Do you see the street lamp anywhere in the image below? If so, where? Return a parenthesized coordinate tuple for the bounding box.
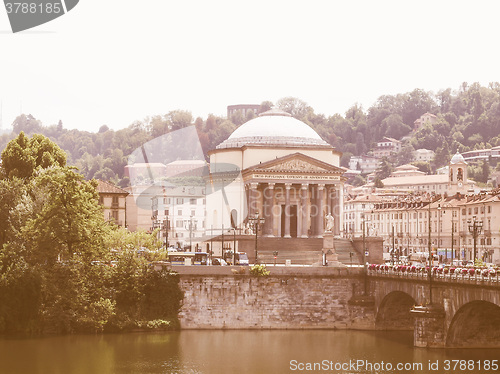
(437, 204, 441, 263)
(427, 199, 433, 304)
(184, 215, 194, 252)
(248, 211, 265, 264)
(163, 219, 170, 249)
(467, 216, 483, 264)
(361, 212, 369, 295)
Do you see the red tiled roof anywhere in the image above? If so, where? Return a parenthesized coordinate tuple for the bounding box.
(95, 180, 129, 195)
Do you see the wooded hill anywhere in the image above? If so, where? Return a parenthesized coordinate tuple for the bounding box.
(1, 82, 499, 187)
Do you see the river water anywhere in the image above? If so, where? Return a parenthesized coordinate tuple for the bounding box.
(1, 330, 499, 374)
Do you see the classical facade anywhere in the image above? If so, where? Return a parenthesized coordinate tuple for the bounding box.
(206, 109, 345, 241)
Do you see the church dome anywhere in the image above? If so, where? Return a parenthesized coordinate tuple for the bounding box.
(216, 108, 331, 149)
(450, 151, 467, 164)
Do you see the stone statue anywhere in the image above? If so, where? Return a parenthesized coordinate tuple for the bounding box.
(325, 213, 334, 232)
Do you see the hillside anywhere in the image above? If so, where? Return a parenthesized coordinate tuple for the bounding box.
(1, 82, 499, 187)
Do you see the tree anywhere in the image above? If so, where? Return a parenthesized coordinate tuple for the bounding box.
(395, 144, 415, 166)
(24, 168, 109, 266)
(166, 110, 193, 131)
(375, 158, 393, 180)
(259, 101, 273, 113)
(276, 97, 312, 120)
(0, 132, 66, 180)
(230, 110, 245, 126)
(373, 177, 384, 188)
(0, 178, 26, 248)
(98, 125, 110, 133)
(11, 114, 42, 134)
(412, 161, 431, 174)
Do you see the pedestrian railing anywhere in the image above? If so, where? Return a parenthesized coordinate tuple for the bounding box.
(367, 264, 500, 286)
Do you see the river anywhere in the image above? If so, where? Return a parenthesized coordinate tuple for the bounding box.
(1, 330, 499, 374)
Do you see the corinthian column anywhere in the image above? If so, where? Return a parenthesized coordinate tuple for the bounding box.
(284, 183, 292, 238)
(317, 184, 325, 237)
(249, 182, 259, 218)
(300, 184, 309, 238)
(262, 183, 275, 237)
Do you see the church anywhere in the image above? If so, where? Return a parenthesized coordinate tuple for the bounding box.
(205, 108, 349, 263)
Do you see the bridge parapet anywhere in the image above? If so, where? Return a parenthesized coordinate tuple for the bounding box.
(368, 266, 500, 287)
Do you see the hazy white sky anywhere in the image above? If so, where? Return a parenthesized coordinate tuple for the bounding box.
(1, 0, 499, 132)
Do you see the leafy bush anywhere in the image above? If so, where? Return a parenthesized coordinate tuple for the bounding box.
(249, 264, 270, 277)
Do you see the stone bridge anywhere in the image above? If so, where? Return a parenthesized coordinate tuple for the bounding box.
(368, 270, 500, 348)
(175, 266, 500, 348)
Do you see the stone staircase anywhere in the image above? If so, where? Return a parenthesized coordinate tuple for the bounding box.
(251, 237, 362, 266)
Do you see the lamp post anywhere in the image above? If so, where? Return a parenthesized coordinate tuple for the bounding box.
(233, 228, 237, 266)
(427, 199, 433, 304)
(468, 215, 483, 264)
(437, 204, 441, 263)
(451, 212, 455, 264)
(361, 212, 369, 295)
(184, 215, 194, 252)
(163, 219, 169, 249)
(248, 211, 265, 264)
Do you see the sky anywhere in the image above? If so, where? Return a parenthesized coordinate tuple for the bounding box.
(1, 0, 500, 133)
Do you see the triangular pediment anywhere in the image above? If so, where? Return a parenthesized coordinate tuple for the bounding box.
(246, 153, 344, 175)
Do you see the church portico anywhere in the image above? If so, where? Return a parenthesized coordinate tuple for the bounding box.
(242, 174, 343, 239)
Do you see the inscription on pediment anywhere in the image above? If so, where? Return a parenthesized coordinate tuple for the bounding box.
(265, 159, 327, 172)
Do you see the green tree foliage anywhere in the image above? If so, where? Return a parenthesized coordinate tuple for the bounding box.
(375, 158, 393, 180)
(24, 168, 108, 265)
(411, 161, 431, 174)
(276, 97, 313, 120)
(0, 134, 182, 334)
(0, 132, 66, 179)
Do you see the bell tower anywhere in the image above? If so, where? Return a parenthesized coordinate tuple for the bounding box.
(448, 151, 468, 193)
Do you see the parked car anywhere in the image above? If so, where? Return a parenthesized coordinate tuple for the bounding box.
(211, 258, 227, 266)
(223, 252, 249, 266)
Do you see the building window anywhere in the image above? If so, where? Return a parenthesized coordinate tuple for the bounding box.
(176, 198, 184, 204)
(163, 197, 170, 204)
(474, 207, 478, 214)
(178, 209, 183, 216)
(164, 209, 169, 216)
(176, 220, 183, 228)
(191, 209, 196, 217)
(190, 198, 197, 205)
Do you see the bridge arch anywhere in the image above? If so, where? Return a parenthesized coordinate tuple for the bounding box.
(376, 291, 415, 330)
(447, 301, 500, 348)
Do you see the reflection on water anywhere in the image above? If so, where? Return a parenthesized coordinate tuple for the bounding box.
(0, 330, 499, 374)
